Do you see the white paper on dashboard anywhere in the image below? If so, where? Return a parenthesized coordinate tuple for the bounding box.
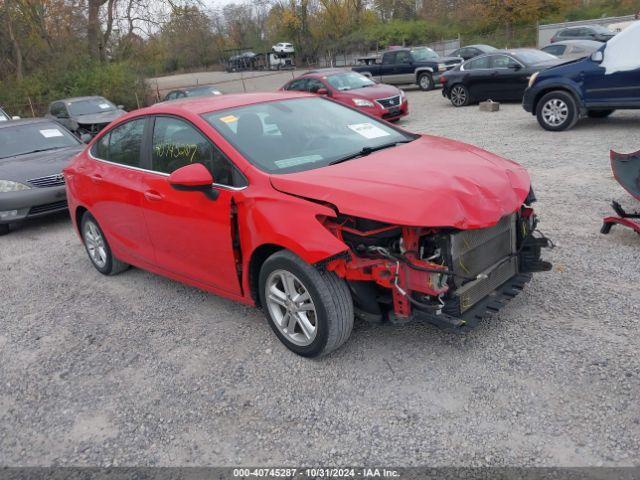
(347, 123, 391, 139)
(99, 103, 111, 109)
(39, 129, 64, 138)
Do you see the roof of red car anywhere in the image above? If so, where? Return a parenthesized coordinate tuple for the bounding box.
(141, 91, 313, 116)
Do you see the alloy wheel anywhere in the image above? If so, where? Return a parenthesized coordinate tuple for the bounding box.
(83, 221, 107, 268)
(542, 98, 569, 127)
(451, 86, 467, 106)
(265, 269, 317, 347)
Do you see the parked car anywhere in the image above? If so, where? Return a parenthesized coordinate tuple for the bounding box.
(541, 40, 602, 60)
(164, 85, 222, 102)
(64, 92, 551, 357)
(550, 25, 616, 43)
(352, 47, 463, 91)
(0, 119, 83, 235)
(272, 42, 294, 53)
(281, 70, 408, 121)
(449, 44, 497, 60)
(441, 49, 562, 107)
(524, 23, 640, 131)
(46, 96, 126, 139)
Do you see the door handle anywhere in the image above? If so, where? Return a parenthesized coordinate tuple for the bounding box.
(89, 174, 103, 184)
(144, 190, 163, 202)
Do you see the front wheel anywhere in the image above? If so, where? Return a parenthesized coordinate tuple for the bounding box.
(450, 84, 471, 107)
(588, 109, 615, 118)
(418, 73, 434, 91)
(536, 91, 579, 131)
(81, 212, 129, 276)
(259, 250, 354, 357)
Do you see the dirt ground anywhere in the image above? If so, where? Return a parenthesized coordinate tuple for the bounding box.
(1, 82, 639, 467)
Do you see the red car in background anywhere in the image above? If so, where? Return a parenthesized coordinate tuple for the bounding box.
(281, 69, 408, 121)
(64, 92, 551, 357)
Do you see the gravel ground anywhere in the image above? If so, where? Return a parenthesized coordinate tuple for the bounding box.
(1, 89, 639, 468)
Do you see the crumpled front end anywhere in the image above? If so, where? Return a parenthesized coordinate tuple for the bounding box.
(321, 201, 552, 329)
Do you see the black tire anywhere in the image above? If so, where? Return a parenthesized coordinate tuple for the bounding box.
(449, 84, 471, 107)
(258, 250, 354, 358)
(80, 211, 129, 276)
(0, 224, 9, 236)
(536, 90, 579, 131)
(418, 72, 434, 91)
(588, 109, 615, 118)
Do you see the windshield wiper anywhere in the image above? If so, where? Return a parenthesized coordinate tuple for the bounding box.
(10, 146, 67, 157)
(329, 140, 412, 166)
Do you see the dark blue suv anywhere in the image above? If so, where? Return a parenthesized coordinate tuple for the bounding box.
(523, 28, 640, 131)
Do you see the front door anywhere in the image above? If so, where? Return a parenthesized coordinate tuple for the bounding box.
(489, 55, 529, 100)
(583, 57, 640, 108)
(139, 115, 245, 295)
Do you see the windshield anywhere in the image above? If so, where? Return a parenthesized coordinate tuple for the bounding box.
(593, 25, 614, 34)
(203, 98, 414, 174)
(513, 50, 558, 64)
(410, 47, 439, 61)
(68, 98, 116, 116)
(0, 122, 80, 159)
(325, 72, 375, 91)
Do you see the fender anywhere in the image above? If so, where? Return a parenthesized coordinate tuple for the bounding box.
(238, 193, 349, 300)
(530, 77, 586, 113)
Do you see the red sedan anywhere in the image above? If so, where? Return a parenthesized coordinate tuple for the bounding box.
(281, 70, 408, 121)
(64, 92, 551, 357)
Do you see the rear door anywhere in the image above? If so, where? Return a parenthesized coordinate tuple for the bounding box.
(138, 115, 246, 294)
(394, 50, 415, 84)
(85, 117, 154, 263)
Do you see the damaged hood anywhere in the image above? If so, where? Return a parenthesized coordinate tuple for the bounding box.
(270, 135, 531, 230)
(74, 110, 126, 125)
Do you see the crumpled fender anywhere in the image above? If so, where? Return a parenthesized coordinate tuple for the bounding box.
(238, 193, 349, 296)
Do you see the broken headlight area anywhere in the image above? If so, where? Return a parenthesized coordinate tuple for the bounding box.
(321, 208, 552, 330)
(77, 123, 109, 137)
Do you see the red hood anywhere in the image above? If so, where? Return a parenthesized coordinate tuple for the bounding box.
(269, 135, 531, 230)
(344, 83, 401, 100)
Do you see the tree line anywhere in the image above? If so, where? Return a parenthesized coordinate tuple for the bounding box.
(0, 0, 637, 114)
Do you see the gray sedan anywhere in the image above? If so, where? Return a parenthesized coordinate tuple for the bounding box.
(541, 40, 603, 60)
(0, 119, 83, 235)
(46, 96, 126, 138)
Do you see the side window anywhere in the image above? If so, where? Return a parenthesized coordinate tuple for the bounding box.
(108, 119, 145, 167)
(465, 56, 490, 70)
(396, 51, 412, 64)
(543, 45, 565, 56)
(382, 52, 396, 65)
(50, 102, 67, 118)
(93, 132, 110, 160)
(491, 55, 518, 69)
(306, 79, 325, 93)
(151, 117, 245, 187)
(286, 79, 307, 91)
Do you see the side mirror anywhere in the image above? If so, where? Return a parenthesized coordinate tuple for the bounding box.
(80, 133, 92, 143)
(316, 88, 329, 96)
(168, 163, 219, 200)
(510, 63, 522, 70)
(591, 51, 604, 63)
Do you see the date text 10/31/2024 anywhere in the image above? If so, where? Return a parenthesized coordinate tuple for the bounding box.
(232, 468, 400, 478)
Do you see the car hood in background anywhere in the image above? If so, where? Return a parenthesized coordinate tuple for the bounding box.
(346, 83, 402, 100)
(74, 110, 126, 125)
(0, 145, 83, 183)
(270, 135, 531, 230)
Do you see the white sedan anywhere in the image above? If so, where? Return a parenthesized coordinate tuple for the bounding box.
(272, 42, 294, 53)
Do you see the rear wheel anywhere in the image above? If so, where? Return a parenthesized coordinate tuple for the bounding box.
(418, 73, 434, 91)
(588, 109, 615, 118)
(259, 250, 354, 357)
(536, 91, 579, 131)
(450, 84, 471, 107)
(81, 212, 129, 275)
